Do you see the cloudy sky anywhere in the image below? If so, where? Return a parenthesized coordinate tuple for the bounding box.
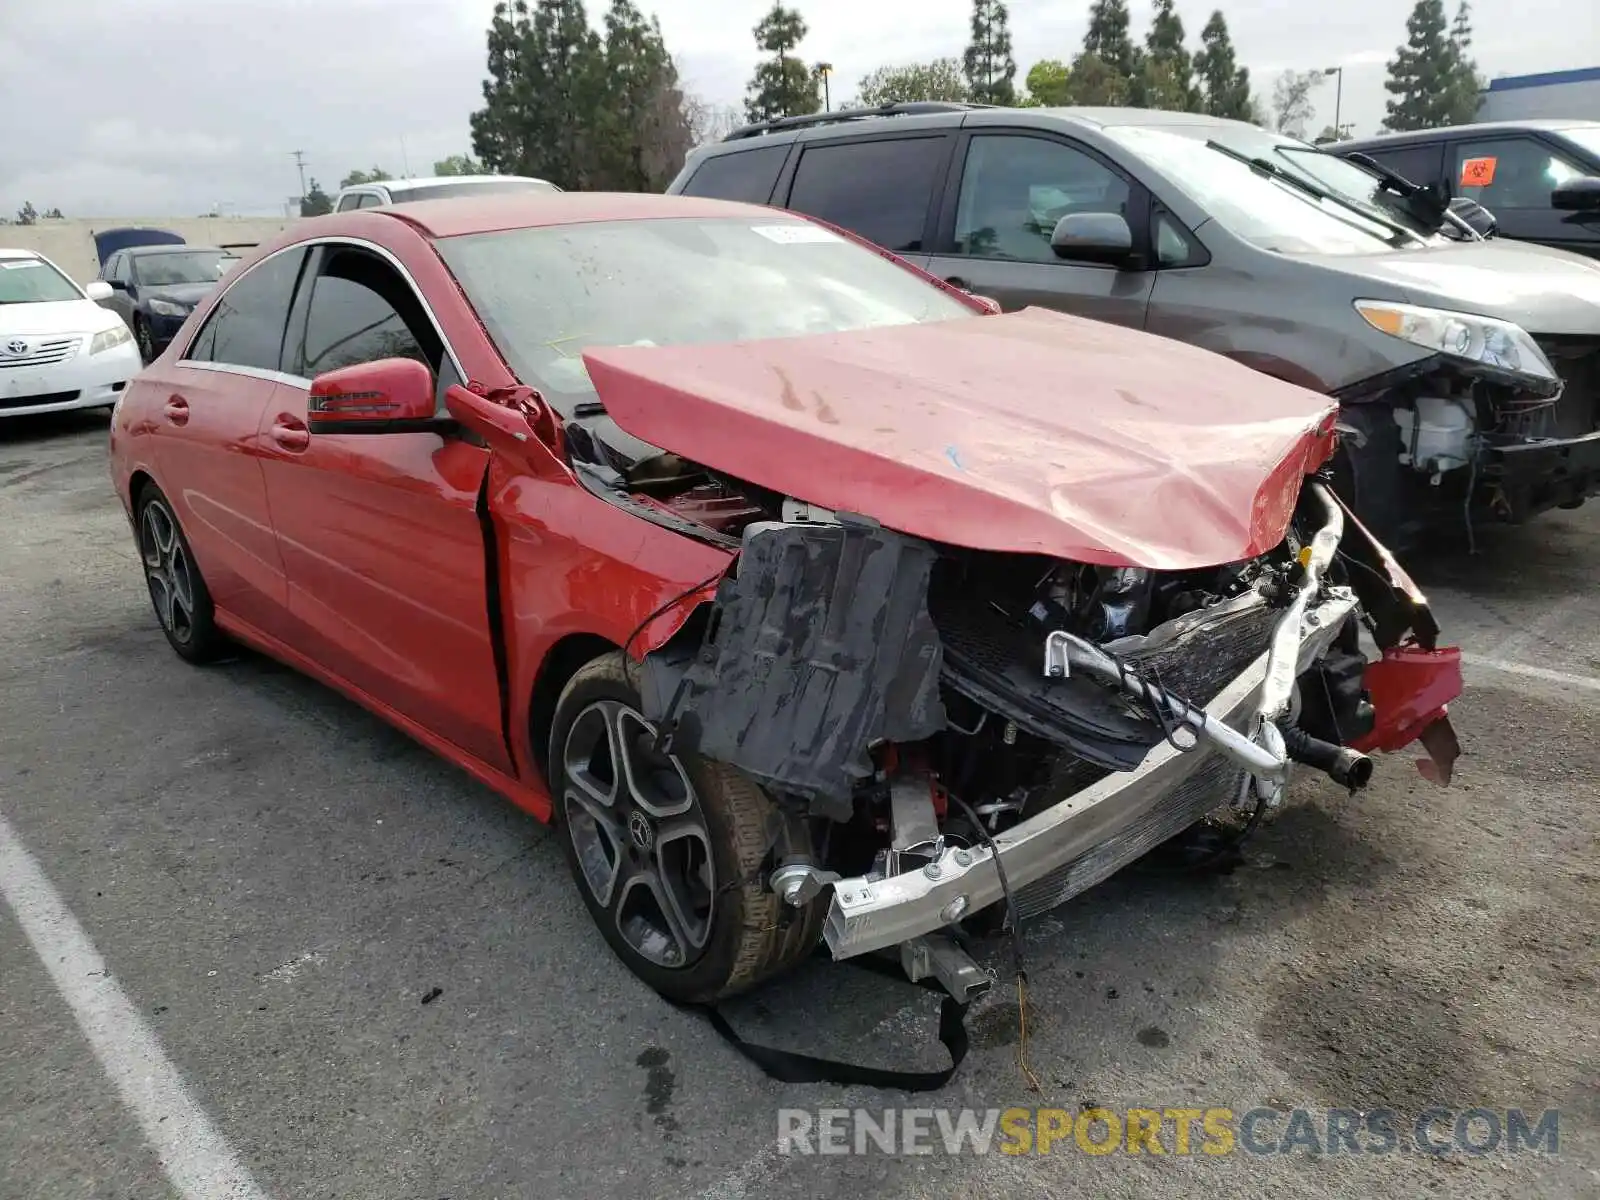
(0, 0, 1586, 217)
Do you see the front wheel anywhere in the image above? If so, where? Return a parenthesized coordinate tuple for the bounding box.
(548, 653, 825, 1003)
(136, 485, 227, 663)
(133, 316, 155, 364)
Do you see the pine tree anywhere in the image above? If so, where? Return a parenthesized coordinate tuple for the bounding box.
(1083, 0, 1139, 80)
(1382, 0, 1469, 132)
(963, 0, 1017, 106)
(597, 0, 693, 190)
(1142, 0, 1199, 112)
(1193, 11, 1253, 119)
(745, 6, 819, 122)
(1444, 1, 1484, 124)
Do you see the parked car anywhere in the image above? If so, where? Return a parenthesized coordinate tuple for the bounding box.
(1337, 121, 1600, 259)
(108, 193, 1460, 1013)
(331, 174, 560, 212)
(669, 104, 1600, 549)
(96, 242, 241, 362)
(0, 247, 141, 418)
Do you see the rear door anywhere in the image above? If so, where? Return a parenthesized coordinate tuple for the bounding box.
(772, 132, 955, 268)
(923, 130, 1156, 328)
(149, 248, 307, 638)
(1445, 134, 1600, 257)
(255, 239, 510, 772)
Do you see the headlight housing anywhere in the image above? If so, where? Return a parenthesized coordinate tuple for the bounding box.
(89, 324, 134, 355)
(147, 298, 191, 318)
(1354, 300, 1558, 384)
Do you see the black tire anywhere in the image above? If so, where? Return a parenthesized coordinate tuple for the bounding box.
(548, 652, 826, 1003)
(134, 483, 227, 663)
(133, 316, 155, 364)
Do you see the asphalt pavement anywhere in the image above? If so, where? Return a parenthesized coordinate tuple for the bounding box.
(2, 409, 1597, 1199)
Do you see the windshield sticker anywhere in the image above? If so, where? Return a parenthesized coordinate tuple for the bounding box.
(1459, 156, 1497, 188)
(0, 260, 43, 269)
(751, 224, 843, 245)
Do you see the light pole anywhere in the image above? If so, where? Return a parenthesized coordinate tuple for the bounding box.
(1323, 66, 1344, 139)
(814, 61, 833, 112)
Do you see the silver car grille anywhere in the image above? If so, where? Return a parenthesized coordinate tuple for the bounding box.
(0, 336, 82, 368)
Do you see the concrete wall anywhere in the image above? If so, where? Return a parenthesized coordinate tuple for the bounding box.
(0, 217, 299, 285)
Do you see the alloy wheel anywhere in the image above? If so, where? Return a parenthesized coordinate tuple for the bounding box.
(139, 500, 195, 644)
(561, 698, 717, 969)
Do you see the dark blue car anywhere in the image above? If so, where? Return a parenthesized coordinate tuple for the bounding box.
(91, 229, 240, 362)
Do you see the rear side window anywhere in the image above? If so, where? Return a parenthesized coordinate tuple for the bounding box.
(678, 146, 788, 204)
(1358, 144, 1445, 189)
(785, 138, 947, 253)
(183, 249, 305, 371)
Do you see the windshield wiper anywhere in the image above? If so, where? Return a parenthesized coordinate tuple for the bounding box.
(1203, 140, 1419, 243)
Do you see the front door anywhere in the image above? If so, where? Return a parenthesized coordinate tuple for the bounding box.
(254, 242, 510, 773)
(1449, 135, 1600, 258)
(924, 131, 1156, 328)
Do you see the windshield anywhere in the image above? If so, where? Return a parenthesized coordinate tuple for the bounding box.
(1107, 126, 1418, 255)
(1274, 146, 1447, 238)
(437, 216, 976, 413)
(0, 257, 82, 304)
(1557, 126, 1600, 164)
(134, 251, 231, 286)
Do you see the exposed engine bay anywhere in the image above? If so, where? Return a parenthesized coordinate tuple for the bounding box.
(566, 413, 1462, 1001)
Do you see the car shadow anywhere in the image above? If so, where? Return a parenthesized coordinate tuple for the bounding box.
(0, 406, 112, 447)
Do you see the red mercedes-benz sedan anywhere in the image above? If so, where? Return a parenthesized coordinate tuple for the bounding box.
(108, 193, 1461, 1008)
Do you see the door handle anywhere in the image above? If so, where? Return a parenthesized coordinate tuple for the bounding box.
(163, 395, 189, 425)
(269, 418, 310, 453)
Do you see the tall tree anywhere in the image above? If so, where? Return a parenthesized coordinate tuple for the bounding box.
(470, 0, 608, 189)
(745, 5, 819, 122)
(340, 167, 392, 189)
(1023, 59, 1072, 107)
(1064, 51, 1131, 105)
(1083, 0, 1139, 80)
(1193, 11, 1252, 119)
(1382, 0, 1478, 131)
(595, 0, 694, 190)
(963, 0, 1017, 105)
(1142, 0, 1199, 111)
(1270, 69, 1325, 138)
(1444, 1, 1484, 124)
(433, 154, 483, 176)
(855, 58, 971, 106)
(299, 181, 332, 217)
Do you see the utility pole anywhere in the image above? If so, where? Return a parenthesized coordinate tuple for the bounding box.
(290, 150, 307, 199)
(1322, 67, 1344, 140)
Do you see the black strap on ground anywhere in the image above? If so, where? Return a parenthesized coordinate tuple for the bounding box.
(679, 952, 970, 1092)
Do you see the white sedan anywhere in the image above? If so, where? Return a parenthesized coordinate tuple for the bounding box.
(1, 248, 142, 417)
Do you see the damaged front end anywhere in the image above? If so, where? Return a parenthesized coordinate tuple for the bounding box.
(636, 474, 1462, 998)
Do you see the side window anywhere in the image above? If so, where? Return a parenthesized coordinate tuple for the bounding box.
(335, 192, 364, 213)
(356, 193, 385, 209)
(1360, 143, 1444, 189)
(291, 247, 440, 380)
(953, 135, 1132, 264)
(124, 256, 141, 286)
(678, 145, 788, 203)
(785, 138, 947, 252)
(182, 249, 305, 371)
(102, 253, 122, 283)
(1450, 138, 1586, 208)
(1154, 208, 1201, 267)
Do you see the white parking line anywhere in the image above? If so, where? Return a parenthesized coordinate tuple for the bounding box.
(0, 811, 267, 1200)
(1461, 653, 1600, 695)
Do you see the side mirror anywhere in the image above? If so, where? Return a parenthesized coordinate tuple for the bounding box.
(1050, 212, 1135, 266)
(1552, 176, 1600, 213)
(307, 357, 437, 434)
(970, 294, 1003, 315)
(84, 280, 114, 301)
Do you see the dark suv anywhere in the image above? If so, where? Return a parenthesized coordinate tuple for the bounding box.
(1338, 121, 1600, 259)
(667, 103, 1600, 547)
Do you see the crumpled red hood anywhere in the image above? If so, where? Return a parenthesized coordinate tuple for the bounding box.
(583, 307, 1337, 569)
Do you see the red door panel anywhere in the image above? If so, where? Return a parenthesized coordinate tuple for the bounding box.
(148, 365, 288, 635)
(254, 383, 509, 773)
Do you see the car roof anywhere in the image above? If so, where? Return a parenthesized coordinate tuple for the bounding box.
(355, 174, 555, 195)
(374, 191, 793, 238)
(1342, 119, 1600, 147)
(125, 244, 225, 255)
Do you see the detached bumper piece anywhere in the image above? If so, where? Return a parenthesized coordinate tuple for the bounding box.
(1485, 429, 1600, 519)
